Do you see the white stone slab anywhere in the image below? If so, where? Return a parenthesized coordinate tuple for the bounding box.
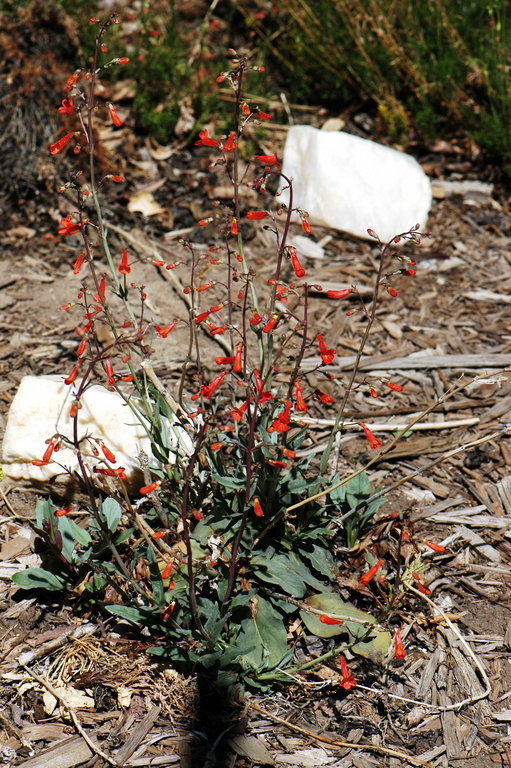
(281, 125, 431, 242)
(1, 375, 188, 488)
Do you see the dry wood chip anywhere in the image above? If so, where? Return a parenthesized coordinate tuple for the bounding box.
(458, 526, 502, 562)
(304, 352, 511, 371)
(13, 735, 94, 768)
(416, 648, 443, 701)
(451, 647, 487, 698)
(228, 735, 275, 765)
(465, 289, 511, 304)
(114, 705, 161, 765)
(496, 476, 511, 514)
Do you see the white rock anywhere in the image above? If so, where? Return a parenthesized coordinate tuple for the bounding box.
(1, 375, 189, 489)
(280, 125, 431, 242)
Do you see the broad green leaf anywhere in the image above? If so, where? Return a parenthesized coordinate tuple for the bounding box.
(212, 470, 245, 490)
(57, 517, 78, 563)
(301, 544, 337, 580)
(12, 567, 68, 592)
(251, 554, 306, 597)
(113, 527, 134, 545)
(35, 499, 57, 528)
(238, 596, 288, 671)
(106, 604, 155, 624)
(300, 592, 391, 661)
(100, 497, 122, 533)
(64, 518, 92, 548)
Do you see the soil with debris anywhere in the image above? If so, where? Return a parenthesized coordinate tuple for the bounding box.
(1, 10, 511, 768)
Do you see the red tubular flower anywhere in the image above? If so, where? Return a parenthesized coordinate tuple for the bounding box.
(104, 359, 114, 378)
(386, 381, 403, 392)
(360, 422, 382, 450)
(196, 282, 214, 292)
(360, 558, 384, 586)
(320, 614, 344, 625)
(73, 252, 85, 274)
(197, 218, 212, 227)
(338, 656, 357, 690)
(253, 369, 272, 403)
(223, 131, 236, 152)
(293, 380, 308, 412)
(64, 364, 80, 386)
(263, 315, 279, 333)
(387, 286, 398, 297)
(231, 218, 238, 236)
(241, 103, 250, 116)
(316, 390, 335, 405)
(301, 217, 312, 234)
(101, 443, 116, 463)
(207, 323, 227, 335)
(268, 400, 292, 434)
(267, 459, 287, 468)
(111, 175, 124, 182)
(233, 343, 243, 373)
(108, 103, 123, 127)
(246, 211, 268, 220)
(257, 111, 271, 121)
(209, 303, 225, 313)
(162, 560, 174, 580)
(57, 98, 75, 114)
(423, 539, 446, 553)
(118, 248, 131, 274)
(77, 338, 87, 357)
(253, 498, 264, 517)
(118, 57, 130, 64)
(95, 277, 106, 304)
(162, 602, 175, 620)
(215, 356, 235, 365)
(32, 439, 57, 467)
(154, 321, 177, 338)
(195, 311, 210, 324)
(231, 401, 249, 421)
(326, 289, 352, 299)
(289, 247, 305, 278)
(255, 152, 280, 168)
(210, 442, 222, 451)
(59, 216, 81, 236)
(192, 370, 227, 401)
(282, 448, 296, 459)
(249, 312, 262, 326)
(369, 385, 378, 398)
(140, 480, 161, 495)
(393, 627, 406, 659)
(50, 132, 74, 155)
(54, 505, 73, 517)
(316, 334, 335, 365)
(94, 466, 127, 479)
(195, 128, 221, 147)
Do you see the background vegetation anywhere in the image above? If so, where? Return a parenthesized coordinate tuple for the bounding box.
(1, 0, 510, 173)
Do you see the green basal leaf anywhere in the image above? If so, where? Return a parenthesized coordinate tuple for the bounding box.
(238, 596, 288, 671)
(251, 554, 306, 597)
(12, 567, 68, 592)
(106, 604, 157, 624)
(35, 499, 57, 528)
(100, 497, 122, 533)
(300, 592, 391, 661)
(113, 527, 134, 545)
(64, 518, 92, 548)
(301, 544, 337, 579)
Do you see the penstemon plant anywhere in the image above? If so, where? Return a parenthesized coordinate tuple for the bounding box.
(13, 14, 428, 692)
